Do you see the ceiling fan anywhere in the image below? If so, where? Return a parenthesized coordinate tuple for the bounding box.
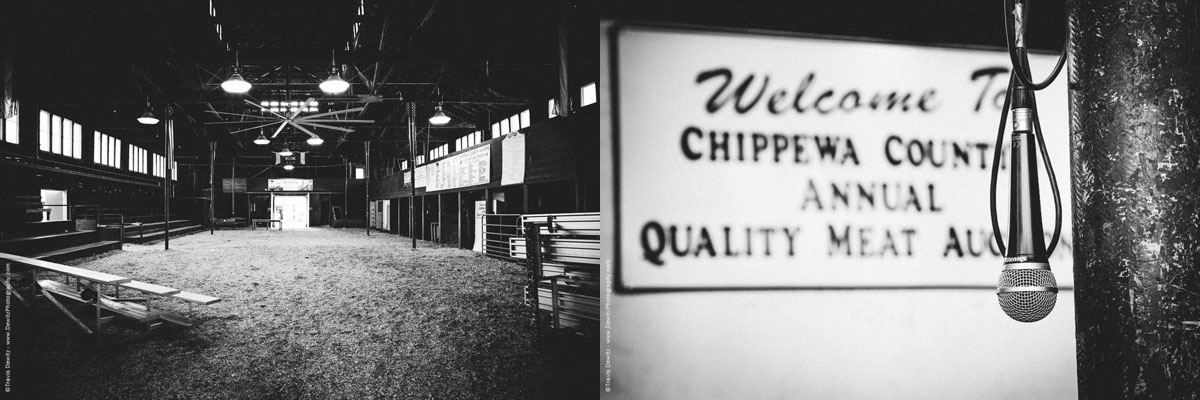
(205, 98, 374, 144)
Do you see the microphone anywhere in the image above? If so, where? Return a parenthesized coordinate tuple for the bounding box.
(996, 84, 1057, 323)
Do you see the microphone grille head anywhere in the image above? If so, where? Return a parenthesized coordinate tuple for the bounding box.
(997, 267, 1057, 323)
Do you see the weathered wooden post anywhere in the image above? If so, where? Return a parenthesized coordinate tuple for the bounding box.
(1071, 0, 1200, 397)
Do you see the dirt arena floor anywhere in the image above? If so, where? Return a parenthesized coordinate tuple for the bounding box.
(8, 227, 595, 399)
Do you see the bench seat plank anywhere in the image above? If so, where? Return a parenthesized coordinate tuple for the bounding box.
(172, 291, 221, 305)
(1, 251, 129, 284)
(120, 280, 181, 296)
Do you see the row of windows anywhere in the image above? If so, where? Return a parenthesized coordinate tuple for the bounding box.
(2, 106, 18, 145)
(93, 132, 121, 168)
(129, 145, 148, 174)
(40, 111, 83, 159)
(153, 154, 166, 178)
(430, 144, 449, 160)
(455, 131, 485, 151)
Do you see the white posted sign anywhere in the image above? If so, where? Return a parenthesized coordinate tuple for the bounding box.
(611, 25, 1072, 291)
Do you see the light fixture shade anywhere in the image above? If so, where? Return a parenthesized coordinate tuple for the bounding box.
(429, 105, 450, 125)
(137, 110, 159, 125)
(253, 134, 270, 145)
(279, 148, 293, 157)
(283, 164, 295, 171)
(222, 73, 252, 93)
(307, 136, 324, 146)
(320, 74, 350, 94)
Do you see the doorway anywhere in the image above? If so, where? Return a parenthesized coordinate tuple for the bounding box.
(40, 189, 68, 222)
(272, 194, 309, 229)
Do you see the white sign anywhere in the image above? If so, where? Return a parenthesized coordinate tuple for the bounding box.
(473, 201, 487, 252)
(611, 25, 1072, 291)
(266, 179, 313, 191)
(501, 133, 526, 185)
(415, 166, 427, 188)
(427, 145, 491, 192)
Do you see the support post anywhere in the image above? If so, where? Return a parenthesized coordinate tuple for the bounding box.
(1071, 1, 1200, 398)
(365, 141, 370, 236)
(408, 102, 417, 250)
(209, 142, 215, 234)
(163, 105, 173, 251)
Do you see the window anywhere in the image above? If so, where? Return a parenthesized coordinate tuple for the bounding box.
(355, 167, 365, 180)
(520, 109, 531, 129)
(94, 132, 120, 168)
(548, 98, 560, 119)
(72, 123, 82, 158)
(152, 153, 166, 178)
(61, 118, 75, 158)
(172, 161, 178, 181)
(39, 111, 82, 158)
(2, 106, 18, 145)
(491, 122, 500, 137)
(581, 82, 597, 107)
(39, 111, 50, 151)
(473, 131, 482, 145)
(51, 115, 62, 154)
(128, 145, 148, 174)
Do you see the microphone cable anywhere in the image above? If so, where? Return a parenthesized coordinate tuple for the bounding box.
(989, 0, 1067, 256)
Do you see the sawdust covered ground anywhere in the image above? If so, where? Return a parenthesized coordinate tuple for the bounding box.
(9, 227, 595, 399)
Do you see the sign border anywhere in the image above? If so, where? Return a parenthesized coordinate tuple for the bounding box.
(607, 21, 1058, 294)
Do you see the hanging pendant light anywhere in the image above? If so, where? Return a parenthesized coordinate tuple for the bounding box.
(319, 50, 349, 94)
(222, 50, 252, 94)
(283, 164, 295, 171)
(137, 110, 159, 125)
(320, 68, 350, 94)
(307, 136, 324, 146)
(253, 133, 270, 145)
(222, 72, 251, 93)
(279, 147, 293, 157)
(429, 103, 450, 125)
(137, 98, 159, 125)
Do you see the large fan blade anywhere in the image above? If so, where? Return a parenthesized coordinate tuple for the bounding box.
(297, 107, 365, 120)
(204, 110, 275, 120)
(204, 120, 276, 125)
(291, 123, 322, 139)
(269, 121, 288, 138)
(228, 122, 284, 134)
(300, 119, 375, 124)
(295, 121, 355, 132)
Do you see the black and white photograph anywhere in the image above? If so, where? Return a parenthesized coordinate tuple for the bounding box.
(1, 0, 597, 398)
(601, 0, 1199, 399)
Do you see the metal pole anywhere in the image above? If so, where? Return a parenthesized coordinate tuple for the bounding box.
(409, 102, 417, 250)
(231, 155, 236, 217)
(365, 140, 370, 236)
(1072, 1, 1200, 398)
(209, 142, 215, 234)
(163, 105, 173, 251)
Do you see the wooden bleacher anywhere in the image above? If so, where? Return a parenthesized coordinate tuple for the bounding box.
(0, 251, 221, 335)
(510, 212, 600, 335)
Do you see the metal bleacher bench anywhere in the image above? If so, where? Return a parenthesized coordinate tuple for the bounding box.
(0, 251, 221, 334)
(509, 212, 600, 334)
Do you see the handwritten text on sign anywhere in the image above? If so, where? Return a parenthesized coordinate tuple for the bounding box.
(610, 25, 1071, 290)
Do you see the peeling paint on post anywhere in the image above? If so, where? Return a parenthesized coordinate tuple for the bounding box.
(1071, 0, 1200, 398)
